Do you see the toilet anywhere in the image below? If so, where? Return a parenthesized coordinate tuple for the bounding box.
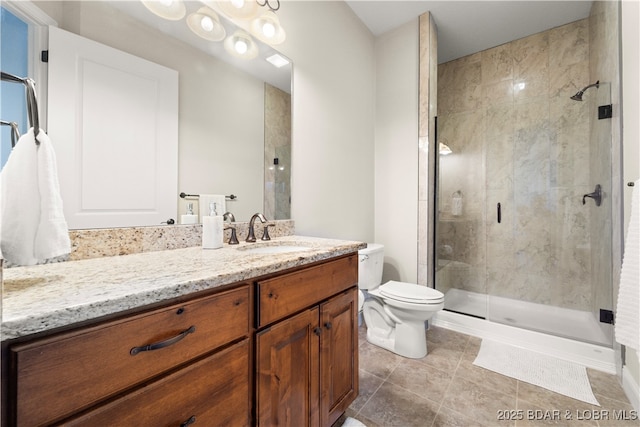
(359, 243, 444, 358)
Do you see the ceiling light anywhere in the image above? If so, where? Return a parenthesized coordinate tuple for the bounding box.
(250, 11, 285, 45)
(216, 0, 259, 21)
(224, 30, 258, 59)
(187, 7, 226, 41)
(141, 0, 186, 20)
(266, 53, 289, 68)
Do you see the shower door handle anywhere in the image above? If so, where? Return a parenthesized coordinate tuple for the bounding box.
(582, 184, 602, 206)
(497, 203, 501, 223)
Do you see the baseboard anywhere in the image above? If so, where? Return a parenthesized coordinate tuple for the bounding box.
(622, 365, 640, 412)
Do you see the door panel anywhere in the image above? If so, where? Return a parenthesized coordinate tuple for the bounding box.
(256, 308, 320, 427)
(320, 289, 358, 427)
(48, 26, 178, 228)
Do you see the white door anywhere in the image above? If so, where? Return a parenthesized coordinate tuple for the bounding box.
(47, 26, 178, 229)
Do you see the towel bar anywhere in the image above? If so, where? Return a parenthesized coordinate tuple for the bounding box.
(1, 71, 40, 143)
(0, 120, 20, 148)
(179, 192, 237, 200)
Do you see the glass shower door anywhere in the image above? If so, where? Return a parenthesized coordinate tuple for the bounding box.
(435, 65, 614, 347)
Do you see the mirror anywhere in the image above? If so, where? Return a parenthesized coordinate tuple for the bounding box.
(36, 0, 292, 226)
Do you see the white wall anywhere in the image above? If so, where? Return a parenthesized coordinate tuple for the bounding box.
(277, 1, 376, 242)
(374, 21, 420, 282)
(621, 0, 640, 407)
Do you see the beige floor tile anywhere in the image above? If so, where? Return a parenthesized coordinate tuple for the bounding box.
(515, 399, 597, 426)
(359, 340, 405, 380)
(426, 326, 471, 352)
(350, 369, 385, 413)
(351, 325, 633, 427)
(595, 395, 640, 426)
(588, 369, 633, 405)
(358, 382, 440, 427)
(517, 380, 600, 414)
(441, 376, 516, 426)
(417, 343, 465, 372)
(386, 358, 454, 403)
(455, 357, 518, 396)
(434, 405, 514, 427)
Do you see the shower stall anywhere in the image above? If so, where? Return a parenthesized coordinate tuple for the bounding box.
(434, 14, 618, 349)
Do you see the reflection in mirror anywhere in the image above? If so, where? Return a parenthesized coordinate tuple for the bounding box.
(34, 0, 292, 227)
(106, 0, 293, 224)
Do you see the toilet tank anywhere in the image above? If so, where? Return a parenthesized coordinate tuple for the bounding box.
(358, 243, 384, 290)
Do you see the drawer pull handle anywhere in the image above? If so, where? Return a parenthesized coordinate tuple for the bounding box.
(180, 415, 196, 426)
(130, 325, 196, 356)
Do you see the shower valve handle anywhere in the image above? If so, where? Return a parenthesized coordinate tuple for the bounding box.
(582, 184, 602, 207)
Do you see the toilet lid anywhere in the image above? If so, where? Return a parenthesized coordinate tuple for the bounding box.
(379, 281, 444, 304)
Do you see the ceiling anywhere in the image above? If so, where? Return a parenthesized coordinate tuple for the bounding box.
(109, 1, 593, 85)
(345, 1, 594, 63)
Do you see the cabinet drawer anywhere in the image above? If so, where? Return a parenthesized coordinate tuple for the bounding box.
(64, 338, 251, 427)
(257, 255, 357, 327)
(11, 285, 250, 426)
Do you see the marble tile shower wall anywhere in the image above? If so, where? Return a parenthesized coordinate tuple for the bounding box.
(436, 19, 594, 310)
(264, 83, 292, 220)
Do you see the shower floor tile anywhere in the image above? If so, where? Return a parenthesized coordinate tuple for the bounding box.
(339, 325, 638, 427)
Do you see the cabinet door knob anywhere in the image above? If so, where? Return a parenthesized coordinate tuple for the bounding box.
(180, 415, 196, 426)
(314, 327, 322, 336)
(324, 322, 332, 330)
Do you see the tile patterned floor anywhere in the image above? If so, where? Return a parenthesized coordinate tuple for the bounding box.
(340, 325, 639, 427)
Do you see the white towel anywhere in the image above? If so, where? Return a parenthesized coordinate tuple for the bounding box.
(0, 128, 70, 265)
(615, 179, 640, 352)
(198, 194, 226, 222)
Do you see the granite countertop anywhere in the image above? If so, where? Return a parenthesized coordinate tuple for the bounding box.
(2, 236, 366, 341)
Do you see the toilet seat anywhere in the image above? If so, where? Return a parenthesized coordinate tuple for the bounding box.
(378, 281, 444, 304)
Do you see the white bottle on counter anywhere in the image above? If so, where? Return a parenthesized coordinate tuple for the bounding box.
(181, 203, 198, 225)
(451, 191, 463, 216)
(202, 202, 223, 249)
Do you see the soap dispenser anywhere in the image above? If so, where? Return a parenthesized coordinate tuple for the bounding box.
(181, 203, 198, 225)
(202, 202, 223, 249)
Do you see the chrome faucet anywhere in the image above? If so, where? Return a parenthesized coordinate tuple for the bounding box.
(246, 213, 267, 242)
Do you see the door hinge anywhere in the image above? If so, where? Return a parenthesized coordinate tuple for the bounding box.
(598, 104, 612, 120)
(41, 50, 49, 63)
(599, 309, 614, 324)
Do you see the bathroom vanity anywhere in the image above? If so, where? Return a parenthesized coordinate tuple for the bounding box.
(1, 236, 364, 426)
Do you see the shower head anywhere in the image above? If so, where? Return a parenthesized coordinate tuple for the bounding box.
(570, 80, 600, 101)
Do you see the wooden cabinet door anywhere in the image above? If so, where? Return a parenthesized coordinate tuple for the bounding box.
(320, 289, 359, 427)
(256, 307, 320, 427)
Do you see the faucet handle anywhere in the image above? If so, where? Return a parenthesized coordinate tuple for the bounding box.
(261, 224, 275, 241)
(224, 226, 239, 245)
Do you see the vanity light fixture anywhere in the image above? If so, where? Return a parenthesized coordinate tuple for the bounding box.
(141, 0, 186, 20)
(140, 0, 287, 61)
(250, 10, 285, 45)
(215, 0, 260, 21)
(224, 30, 258, 59)
(187, 7, 226, 41)
(265, 53, 289, 68)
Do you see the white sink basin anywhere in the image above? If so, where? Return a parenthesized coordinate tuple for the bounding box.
(237, 244, 313, 255)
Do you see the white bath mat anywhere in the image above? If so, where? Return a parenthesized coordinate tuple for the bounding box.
(473, 340, 600, 406)
(341, 417, 367, 427)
